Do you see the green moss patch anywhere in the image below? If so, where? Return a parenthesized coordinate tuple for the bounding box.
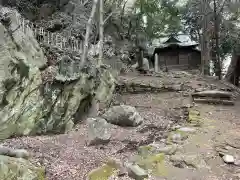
(88, 164, 117, 180)
(131, 149, 167, 177)
(188, 109, 203, 127)
(137, 145, 157, 157)
(137, 153, 165, 169)
(152, 160, 168, 176)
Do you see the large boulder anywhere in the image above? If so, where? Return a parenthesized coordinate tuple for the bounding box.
(102, 105, 143, 127)
(86, 117, 111, 146)
(0, 7, 115, 140)
(0, 155, 45, 179)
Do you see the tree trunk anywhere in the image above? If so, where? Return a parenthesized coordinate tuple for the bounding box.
(213, 0, 221, 79)
(139, 49, 143, 69)
(98, 0, 104, 67)
(136, 47, 143, 70)
(225, 51, 240, 86)
(80, 0, 99, 68)
(200, 0, 210, 75)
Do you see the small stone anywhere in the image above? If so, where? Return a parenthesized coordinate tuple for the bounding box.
(183, 92, 189, 97)
(126, 163, 148, 180)
(170, 132, 188, 143)
(178, 127, 196, 133)
(172, 133, 181, 141)
(234, 159, 240, 166)
(222, 155, 234, 164)
(171, 125, 181, 131)
(159, 139, 166, 143)
(153, 144, 178, 155)
(173, 84, 183, 91)
(185, 104, 193, 108)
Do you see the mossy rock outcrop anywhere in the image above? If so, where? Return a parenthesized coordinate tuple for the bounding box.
(0, 8, 115, 140)
(0, 155, 45, 180)
(130, 145, 168, 176)
(87, 158, 125, 180)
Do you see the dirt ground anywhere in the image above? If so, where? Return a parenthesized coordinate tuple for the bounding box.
(1, 71, 240, 180)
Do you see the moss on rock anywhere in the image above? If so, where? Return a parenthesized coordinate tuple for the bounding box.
(131, 146, 167, 176)
(187, 109, 203, 127)
(137, 145, 156, 157)
(137, 153, 165, 169)
(0, 155, 45, 180)
(170, 154, 208, 169)
(0, 8, 115, 140)
(87, 164, 117, 180)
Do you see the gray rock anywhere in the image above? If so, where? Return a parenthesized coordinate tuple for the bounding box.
(178, 127, 196, 133)
(152, 144, 178, 155)
(102, 105, 143, 127)
(170, 132, 188, 143)
(172, 84, 183, 91)
(0, 155, 45, 179)
(171, 125, 182, 131)
(170, 154, 208, 169)
(0, 146, 30, 159)
(222, 155, 234, 164)
(86, 117, 111, 146)
(171, 133, 182, 142)
(12, 149, 30, 159)
(192, 90, 232, 98)
(126, 163, 148, 180)
(234, 159, 240, 166)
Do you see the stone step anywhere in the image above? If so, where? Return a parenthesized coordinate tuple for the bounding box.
(193, 98, 234, 105)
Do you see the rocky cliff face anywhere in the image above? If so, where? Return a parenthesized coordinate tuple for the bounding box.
(0, 7, 115, 140)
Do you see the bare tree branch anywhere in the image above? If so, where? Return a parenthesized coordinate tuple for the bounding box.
(217, 0, 227, 15)
(99, 0, 104, 65)
(83, 0, 90, 6)
(103, 11, 113, 24)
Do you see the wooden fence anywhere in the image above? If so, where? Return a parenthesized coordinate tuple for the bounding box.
(15, 13, 83, 52)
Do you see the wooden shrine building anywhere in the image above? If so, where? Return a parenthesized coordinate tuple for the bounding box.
(152, 36, 201, 71)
